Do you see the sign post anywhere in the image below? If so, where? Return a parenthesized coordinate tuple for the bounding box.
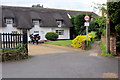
(84, 15, 90, 46)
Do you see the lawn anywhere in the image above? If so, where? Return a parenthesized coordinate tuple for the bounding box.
(44, 40, 72, 47)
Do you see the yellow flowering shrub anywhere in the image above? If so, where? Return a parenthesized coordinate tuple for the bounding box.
(71, 32, 96, 48)
(87, 31, 96, 38)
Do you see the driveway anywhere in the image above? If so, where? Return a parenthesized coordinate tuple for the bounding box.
(2, 42, 118, 78)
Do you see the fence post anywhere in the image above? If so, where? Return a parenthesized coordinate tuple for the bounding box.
(23, 33, 28, 53)
(0, 33, 2, 49)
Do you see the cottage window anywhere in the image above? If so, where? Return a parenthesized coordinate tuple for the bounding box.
(12, 31, 18, 34)
(56, 30, 64, 35)
(6, 19, 13, 24)
(56, 21, 63, 27)
(33, 20, 40, 25)
(34, 31, 39, 34)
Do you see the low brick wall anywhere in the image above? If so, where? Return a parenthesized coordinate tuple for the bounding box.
(101, 35, 116, 54)
(110, 37, 116, 54)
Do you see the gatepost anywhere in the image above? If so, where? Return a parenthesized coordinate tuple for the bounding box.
(23, 33, 28, 54)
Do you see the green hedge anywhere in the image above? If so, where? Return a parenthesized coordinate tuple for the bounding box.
(45, 32, 58, 41)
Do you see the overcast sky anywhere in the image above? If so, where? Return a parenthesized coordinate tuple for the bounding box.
(0, 0, 107, 14)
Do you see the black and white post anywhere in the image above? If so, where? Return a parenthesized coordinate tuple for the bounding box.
(84, 15, 90, 46)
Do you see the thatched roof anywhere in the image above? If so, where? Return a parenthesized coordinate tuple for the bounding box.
(0, 6, 98, 29)
(1, 6, 73, 29)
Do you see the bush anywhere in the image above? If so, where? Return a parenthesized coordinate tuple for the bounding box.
(115, 24, 120, 32)
(116, 36, 120, 53)
(2, 44, 28, 62)
(71, 31, 96, 49)
(45, 32, 58, 41)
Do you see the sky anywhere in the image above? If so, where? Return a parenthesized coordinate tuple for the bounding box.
(0, 0, 107, 15)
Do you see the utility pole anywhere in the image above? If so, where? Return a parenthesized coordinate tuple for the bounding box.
(106, 0, 110, 54)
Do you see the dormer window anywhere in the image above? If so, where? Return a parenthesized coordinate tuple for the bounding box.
(6, 18, 13, 24)
(32, 19, 41, 26)
(57, 20, 63, 27)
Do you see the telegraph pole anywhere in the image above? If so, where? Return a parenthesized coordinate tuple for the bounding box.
(106, 0, 110, 54)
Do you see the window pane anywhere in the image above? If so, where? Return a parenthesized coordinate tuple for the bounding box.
(56, 30, 58, 33)
(34, 31, 39, 33)
(12, 31, 18, 34)
(56, 30, 64, 35)
(6, 19, 13, 24)
(33, 20, 39, 25)
(56, 21, 62, 27)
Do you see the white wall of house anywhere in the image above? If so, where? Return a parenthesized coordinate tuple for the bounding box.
(30, 25, 70, 40)
(0, 27, 2, 33)
(0, 24, 32, 41)
(52, 27, 70, 39)
(1, 24, 19, 33)
(30, 25, 52, 40)
(1, 24, 70, 41)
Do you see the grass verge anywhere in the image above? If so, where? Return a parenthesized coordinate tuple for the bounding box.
(44, 40, 72, 47)
(99, 40, 116, 57)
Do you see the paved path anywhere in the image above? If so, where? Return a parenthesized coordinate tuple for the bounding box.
(2, 41, 118, 78)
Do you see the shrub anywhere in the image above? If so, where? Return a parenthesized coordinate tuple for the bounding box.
(71, 31, 96, 49)
(2, 44, 28, 62)
(115, 24, 120, 32)
(45, 32, 58, 41)
(71, 35, 90, 48)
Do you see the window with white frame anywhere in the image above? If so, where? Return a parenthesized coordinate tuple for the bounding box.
(57, 21, 63, 27)
(33, 20, 40, 25)
(6, 19, 13, 24)
(56, 30, 64, 35)
(34, 31, 39, 34)
(12, 31, 18, 34)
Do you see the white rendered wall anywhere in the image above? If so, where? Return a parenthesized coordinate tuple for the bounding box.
(52, 27, 70, 39)
(30, 25, 70, 40)
(1, 24, 19, 33)
(0, 27, 2, 33)
(1, 24, 70, 41)
(30, 25, 52, 40)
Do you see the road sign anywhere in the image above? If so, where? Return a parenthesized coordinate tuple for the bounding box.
(84, 15, 90, 21)
(84, 22, 89, 26)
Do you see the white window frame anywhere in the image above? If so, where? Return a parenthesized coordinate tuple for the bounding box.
(33, 20, 40, 25)
(57, 21, 62, 27)
(6, 19, 13, 24)
(34, 31, 39, 33)
(56, 30, 64, 35)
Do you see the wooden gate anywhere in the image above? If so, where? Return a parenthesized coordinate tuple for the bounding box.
(0, 33, 28, 52)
